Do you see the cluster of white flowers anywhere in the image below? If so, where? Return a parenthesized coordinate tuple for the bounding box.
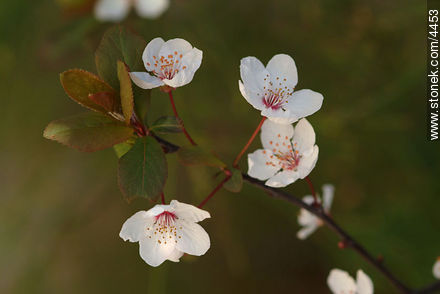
(95, 0, 169, 22)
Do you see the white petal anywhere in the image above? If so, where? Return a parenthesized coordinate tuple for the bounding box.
(260, 119, 294, 153)
(130, 72, 164, 89)
(170, 200, 210, 223)
(240, 56, 269, 94)
(297, 223, 318, 240)
(247, 149, 280, 181)
(266, 54, 298, 88)
(165, 48, 202, 88)
(327, 269, 357, 294)
(433, 259, 440, 279)
(284, 89, 323, 120)
(142, 37, 165, 72)
(297, 145, 319, 179)
(239, 80, 265, 110)
(158, 38, 193, 58)
(175, 220, 210, 256)
(322, 184, 335, 213)
(297, 208, 318, 227)
(134, 0, 169, 19)
(139, 236, 176, 267)
(265, 170, 300, 187)
(357, 270, 374, 294)
(167, 248, 184, 262)
(292, 118, 316, 154)
(119, 211, 153, 242)
(262, 107, 299, 125)
(94, 0, 131, 22)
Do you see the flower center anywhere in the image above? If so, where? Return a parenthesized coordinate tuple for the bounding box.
(264, 134, 301, 171)
(275, 150, 301, 171)
(154, 211, 177, 226)
(145, 211, 183, 245)
(260, 75, 294, 110)
(147, 51, 187, 80)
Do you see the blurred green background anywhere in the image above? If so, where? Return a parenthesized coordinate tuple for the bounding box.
(0, 0, 436, 293)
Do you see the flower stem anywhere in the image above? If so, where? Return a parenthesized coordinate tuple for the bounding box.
(233, 117, 267, 167)
(161, 193, 166, 204)
(198, 175, 231, 208)
(305, 176, 319, 205)
(168, 91, 196, 146)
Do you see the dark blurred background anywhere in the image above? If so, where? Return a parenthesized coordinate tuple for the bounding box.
(0, 0, 436, 293)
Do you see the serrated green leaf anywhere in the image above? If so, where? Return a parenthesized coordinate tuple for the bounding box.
(177, 146, 226, 168)
(95, 26, 146, 90)
(113, 137, 136, 158)
(43, 112, 134, 152)
(88, 91, 120, 113)
(118, 136, 167, 201)
(150, 116, 183, 134)
(117, 60, 134, 124)
(223, 168, 243, 193)
(60, 69, 116, 113)
(133, 86, 151, 124)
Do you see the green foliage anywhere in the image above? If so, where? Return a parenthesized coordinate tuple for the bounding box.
(118, 136, 168, 202)
(60, 69, 116, 113)
(88, 92, 120, 113)
(43, 112, 134, 152)
(113, 138, 136, 158)
(223, 168, 243, 193)
(133, 86, 151, 124)
(95, 26, 146, 90)
(117, 60, 134, 124)
(150, 116, 183, 134)
(177, 145, 226, 168)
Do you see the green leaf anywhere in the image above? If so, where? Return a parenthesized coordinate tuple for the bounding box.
(60, 69, 116, 113)
(95, 26, 146, 90)
(223, 168, 243, 193)
(177, 146, 226, 168)
(150, 116, 183, 134)
(133, 86, 151, 124)
(43, 112, 134, 152)
(113, 137, 136, 158)
(117, 60, 134, 124)
(118, 136, 168, 201)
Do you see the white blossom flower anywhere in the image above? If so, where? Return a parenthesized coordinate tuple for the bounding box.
(297, 184, 334, 240)
(327, 269, 374, 294)
(239, 54, 324, 124)
(129, 37, 202, 90)
(119, 200, 210, 267)
(94, 0, 169, 22)
(433, 258, 440, 279)
(247, 118, 319, 187)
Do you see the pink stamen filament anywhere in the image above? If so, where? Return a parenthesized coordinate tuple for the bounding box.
(154, 211, 177, 227)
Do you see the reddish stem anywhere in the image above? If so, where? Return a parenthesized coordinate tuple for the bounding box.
(161, 193, 166, 204)
(198, 175, 231, 208)
(233, 117, 267, 167)
(305, 176, 319, 205)
(168, 91, 196, 145)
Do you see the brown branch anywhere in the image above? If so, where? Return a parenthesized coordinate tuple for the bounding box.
(155, 135, 439, 294)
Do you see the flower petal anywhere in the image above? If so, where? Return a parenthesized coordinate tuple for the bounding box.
(266, 54, 298, 89)
(120, 211, 153, 242)
(260, 119, 294, 153)
(292, 118, 316, 154)
(175, 220, 210, 256)
(297, 145, 319, 179)
(297, 223, 319, 240)
(167, 248, 184, 262)
(284, 89, 323, 120)
(139, 236, 176, 267)
(356, 270, 374, 294)
(265, 170, 299, 187)
(170, 200, 210, 223)
(164, 48, 202, 88)
(94, 0, 131, 22)
(262, 107, 299, 125)
(240, 56, 269, 95)
(134, 0, 169, 19)
(327, 269, 357, 294)
(130, 72, 164, 89)
(322, 184, 335, 213)
(247, 149, 280, 181)
(142, 37, 165, 72)
(239, 80, 265, 110)
(433, 259, 440, 279)
(159, 38, 193, 58)
(297, 208, 318, 227)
